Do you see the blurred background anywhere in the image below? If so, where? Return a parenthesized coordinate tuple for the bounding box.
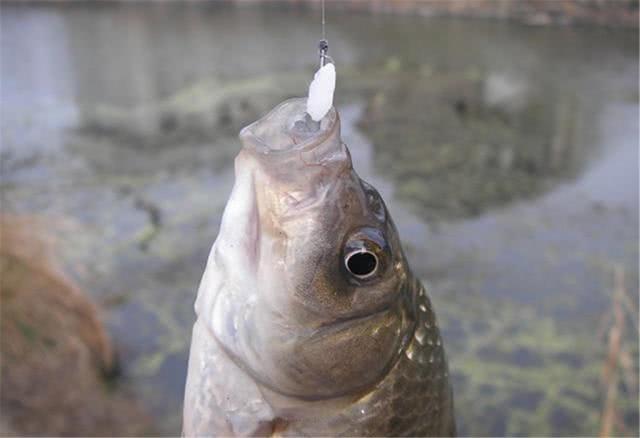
(1, 0, 638, 436)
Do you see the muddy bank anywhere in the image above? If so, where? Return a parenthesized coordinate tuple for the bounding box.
(280, 0, 638, 28)
(0, 215, 150, 436)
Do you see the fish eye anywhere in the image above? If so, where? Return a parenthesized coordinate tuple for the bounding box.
(342, 227, 390, 283)
(345, 250, 378, 278)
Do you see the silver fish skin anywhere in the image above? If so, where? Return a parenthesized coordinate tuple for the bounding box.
(182, 98, 455, 437)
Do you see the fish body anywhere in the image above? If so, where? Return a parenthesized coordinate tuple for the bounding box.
(183, 98, 455, 436)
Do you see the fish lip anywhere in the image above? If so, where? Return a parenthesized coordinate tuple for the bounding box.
(238, 97, 339, 156)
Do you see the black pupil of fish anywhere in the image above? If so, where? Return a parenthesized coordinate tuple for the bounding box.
(346, 251, 377, 277)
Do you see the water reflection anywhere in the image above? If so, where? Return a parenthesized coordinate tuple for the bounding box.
(359, 67, 595, 219)
(1, 1, 638, 436)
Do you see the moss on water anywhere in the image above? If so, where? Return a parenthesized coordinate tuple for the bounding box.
(430, 284, 637, 436)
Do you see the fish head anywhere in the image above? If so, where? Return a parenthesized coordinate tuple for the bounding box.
(197, 98, 415, 400)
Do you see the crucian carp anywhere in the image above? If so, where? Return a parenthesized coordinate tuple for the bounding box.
(183, 98, 455, 437)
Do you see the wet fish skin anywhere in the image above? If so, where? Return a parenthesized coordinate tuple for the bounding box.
(183, 98, 455, 436)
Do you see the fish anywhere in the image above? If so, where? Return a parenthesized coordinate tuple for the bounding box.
(182, 98, 455, 437)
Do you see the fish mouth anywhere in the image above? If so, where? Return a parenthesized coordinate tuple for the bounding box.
(236, 97, 351, 220)
(239, 98, 338, 156)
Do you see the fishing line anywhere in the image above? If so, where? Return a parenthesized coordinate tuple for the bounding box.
(322, 0, 326, 41)
(319, 0, 330, 67)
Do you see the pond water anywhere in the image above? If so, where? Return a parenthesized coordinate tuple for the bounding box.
(2, 1, 638, 436)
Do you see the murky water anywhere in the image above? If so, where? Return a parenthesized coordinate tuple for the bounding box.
(2, 1, 638, 436)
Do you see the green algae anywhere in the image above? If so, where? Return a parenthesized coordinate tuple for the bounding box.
(430, 283, 638, 436)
